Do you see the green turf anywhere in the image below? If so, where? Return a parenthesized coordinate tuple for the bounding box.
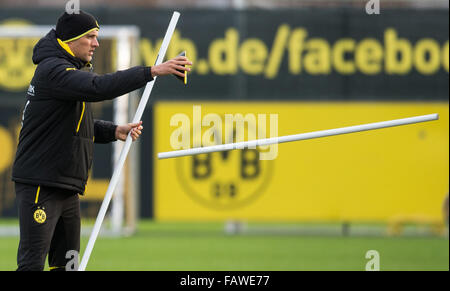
(0, 220, 448, 271)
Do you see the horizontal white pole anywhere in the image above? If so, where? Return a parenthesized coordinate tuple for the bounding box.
(0, 26, 140, 38)
(158, 113, 439, 159)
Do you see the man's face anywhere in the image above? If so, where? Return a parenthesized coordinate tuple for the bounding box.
(67, 30, 99, 63)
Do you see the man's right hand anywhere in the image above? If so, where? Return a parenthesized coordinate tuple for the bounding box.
(150, 56, 192, 78)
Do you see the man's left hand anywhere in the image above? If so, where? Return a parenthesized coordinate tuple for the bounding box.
(115, 121, 143, 142)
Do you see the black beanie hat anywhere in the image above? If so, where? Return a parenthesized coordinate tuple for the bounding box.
(56, 10, 99, 43)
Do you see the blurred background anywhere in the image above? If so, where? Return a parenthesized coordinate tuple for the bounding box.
(0, 0, 448, 271)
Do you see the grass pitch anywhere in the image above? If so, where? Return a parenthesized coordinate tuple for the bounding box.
(0, 220, 448, 271)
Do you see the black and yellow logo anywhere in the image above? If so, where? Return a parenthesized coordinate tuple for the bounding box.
(0, 19, 38, 92)
(33, 207, 46, 224)
(175, 124, 275, 210)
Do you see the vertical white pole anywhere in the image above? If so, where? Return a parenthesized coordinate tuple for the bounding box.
(79, 12, 180, 271)
(112, 29, 131, 236)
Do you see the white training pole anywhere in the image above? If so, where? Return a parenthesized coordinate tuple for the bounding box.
(79, 11, 180, 271)
(111, 29, 133, 235)
(158, 113, 439, 159)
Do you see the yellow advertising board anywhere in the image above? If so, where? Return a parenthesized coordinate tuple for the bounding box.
(154, 102, 449, 222)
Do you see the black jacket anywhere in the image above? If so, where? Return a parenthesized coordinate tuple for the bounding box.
(12, 29, 153, 194)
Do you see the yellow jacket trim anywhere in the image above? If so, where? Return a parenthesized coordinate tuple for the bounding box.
(57, 38, 75, 57)
(49, 266, 65, 270)
(63, 27, 99, 43)
(34, 186, 41, 204)
(76, 102, 85, 133)
(184, 52, 187, 85)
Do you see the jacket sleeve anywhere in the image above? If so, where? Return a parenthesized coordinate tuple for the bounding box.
(94, 120, 117, 144)
(49, 64, 153, 102)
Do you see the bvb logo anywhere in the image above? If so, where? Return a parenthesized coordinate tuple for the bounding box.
(33, 207, 46, 224)
(0, 19, 38, 92)
(176, 120, 274, 210)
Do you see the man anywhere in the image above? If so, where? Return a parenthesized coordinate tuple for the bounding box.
(12, 11, 192, 271)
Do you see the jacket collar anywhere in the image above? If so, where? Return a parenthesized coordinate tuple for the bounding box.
(32, 29, 93, 70)
(54, 31, 91, 69)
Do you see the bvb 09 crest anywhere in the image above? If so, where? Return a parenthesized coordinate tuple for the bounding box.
(33, 207, 46, 224)
(0, 20, 38, 92)
(175, 117, 275, 210)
